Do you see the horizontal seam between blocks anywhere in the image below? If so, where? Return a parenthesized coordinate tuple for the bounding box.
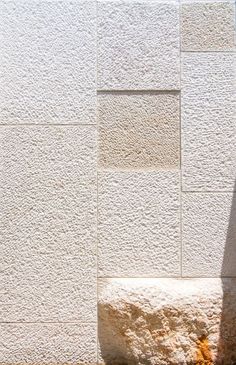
(0, 124, 97, 127)
(181, 190, 236, 193)
(181, 50, 236, 53)
(0, 321, 97, 325)
(97, 89, 181, 94)
(97, 276, 236, 279)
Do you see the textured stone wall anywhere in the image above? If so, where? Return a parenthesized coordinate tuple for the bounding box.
(0, 0, 235, 364)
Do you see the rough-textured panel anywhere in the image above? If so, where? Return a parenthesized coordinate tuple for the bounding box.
(181, 1, 236, 51)
(98, 93, 180, 170)
(98, 171, 180, 277)
(0, 323, 97, 364)
(98, 278, 236, 365)
(182, 53, 236, 191)
(182, 192, 236, 277)
(0, 126, 97, 322)
(0, 1, 96, 124)
(97, 0, 180, 90)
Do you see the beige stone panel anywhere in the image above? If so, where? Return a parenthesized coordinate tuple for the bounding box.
(98, 171, 180, 277)
(181, 1, 235, 51)
(182, 53, 236, 191)
(97, 0, 180, 90)
(98, 93, 180, 170)
(182, 192, 236, 277)
(0, 1, 96, 124)
(98, 278, 236, 365)
(0, 323, 97, 364)
(0, 126, 97, 322)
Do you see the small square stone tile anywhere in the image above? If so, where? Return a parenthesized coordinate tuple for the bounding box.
(97, 0, 180, 90)
(98, 92, 180, 170)
(98, 171, 180, 277)
(181, 0, 235, 51)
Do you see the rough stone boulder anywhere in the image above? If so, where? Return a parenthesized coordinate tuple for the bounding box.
(98, 278, 236, 365)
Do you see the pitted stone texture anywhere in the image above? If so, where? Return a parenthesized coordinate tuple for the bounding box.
(182, 53, 236, 191)
(0, 323, 97, 364)
(98, 171, 180, 277)
(98, 93, 180, 170)
(0, 1, 96, 124)
(97, 0, 180, 90)
(182, 192, 236, 277)
(0, 126, 97, 322)
(181, 1, 236, 51)
(98, 278, 236, 365)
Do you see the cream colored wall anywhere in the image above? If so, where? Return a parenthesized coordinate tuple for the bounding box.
(0, 0, 235, 363)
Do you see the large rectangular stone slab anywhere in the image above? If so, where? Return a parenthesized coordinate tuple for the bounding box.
(181, 0, 236, 51)
(0, 126, 97, 322)
(0, 1, 96, 124)
(182, 192, 236, 277)
(0, 323, 97, 364)
(98, 92, 180, 170)
(98, 171, 180, 277)
(97, 0, 180, 90)
(182, 53, 236, 191)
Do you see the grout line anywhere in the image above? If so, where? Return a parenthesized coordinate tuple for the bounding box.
(97, 89, 180, 94)
(0, 321, 97, 324)
(97, 276, 236, 279)
(179, 0, 183, 278)
(181, 50, 236, 53)
(95, 0, 99, 362)
(182, 190, 236, 193)
(97, 168, 180, 172)
(0, 124, 97, 127)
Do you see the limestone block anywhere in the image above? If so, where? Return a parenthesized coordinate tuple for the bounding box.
(0, 323, 97, 364)
(97, 0, 180, 90)
(182, 192, 236, 277)
(182, 53, 236, 191)
(0, 126, 97, 322)
(181, 0, 236, 51)
(98, 171, 180, 277)
(98, 278, 236, 365)
(98, 92, 180, 170)
(0, 1, 96, 124)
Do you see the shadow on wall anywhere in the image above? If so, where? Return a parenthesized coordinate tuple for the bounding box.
(217, 180, 236, 365)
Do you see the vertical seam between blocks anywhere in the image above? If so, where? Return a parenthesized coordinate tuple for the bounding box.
(96, 0, 99, 363)
(95, 0, 99, 364)
(179, 0, 183, 278)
